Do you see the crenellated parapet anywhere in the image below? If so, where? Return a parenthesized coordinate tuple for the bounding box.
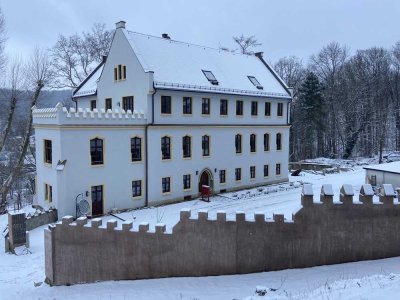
(32, 102, 147, 126)
(45, 183, 400, 286)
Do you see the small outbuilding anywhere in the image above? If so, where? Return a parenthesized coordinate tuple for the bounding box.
(364, 162, 400, 189)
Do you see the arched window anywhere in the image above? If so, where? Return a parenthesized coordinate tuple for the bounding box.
(161, 136, 171, 160)
(131, 137, 142, 162)
(235, 134, 242, 153)
(182, 135, 191, 158)
(264, 133, 270, 151)
(276, 133, 282, 151)
(202, 135, 210, 156)
(250, 134, 256, 152)
(90, 138, 104, 165)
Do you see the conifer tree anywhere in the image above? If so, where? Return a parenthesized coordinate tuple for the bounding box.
(295, 72, 325, 158)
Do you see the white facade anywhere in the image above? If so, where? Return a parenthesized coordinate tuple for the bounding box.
(33, 21, 292, 218)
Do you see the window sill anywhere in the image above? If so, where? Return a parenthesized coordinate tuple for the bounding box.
(162, 158, 172, 161)
(131, 196, 143, 200)
(220, 114, 228, 117)
(202, 155, 211, 158)
(236, 152, 243, 155)
(131, 160, 143, 164)
(183, 157, 192, 160)
(182, 113, 193, 116)
(91, 164, 105, 168)
(161, 113, 172, 116)
(251, 115, 258, 118)
(235, 180, 242, 183)
(201, 114, 211, 117)
(44, 163, 52, 168)
(220, 182, 226, 185)
(263, 176, 270, 179)
(250, 178, 256, 181)
(264, 115, 271, 118)
(236, 115, 244, 118)
(162, 192, 172, 196)
(183, 188, 192, 192)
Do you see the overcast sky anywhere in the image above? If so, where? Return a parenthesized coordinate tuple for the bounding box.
(1, 0, 399, 64)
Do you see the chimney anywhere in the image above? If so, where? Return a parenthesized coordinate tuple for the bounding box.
(116, 21, 126, 29)
(102, 55, 107, 63)
(162, 33, 171, 40)
(255, 52, 264, 58)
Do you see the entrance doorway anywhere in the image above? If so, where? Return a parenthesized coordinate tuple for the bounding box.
(198, 169, 213, 193)
(91, 185, 104, 216)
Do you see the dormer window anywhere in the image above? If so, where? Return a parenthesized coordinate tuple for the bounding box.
(248, 76, 263, 90)
(202, 70, 218, 85)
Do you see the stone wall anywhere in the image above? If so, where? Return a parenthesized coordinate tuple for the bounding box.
(44, 184, 400, 286)
(26, 209, 58, 231)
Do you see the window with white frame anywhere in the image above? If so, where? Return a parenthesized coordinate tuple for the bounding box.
(183, 174, 191, 190)
(162, 177, 171, 193)
(132, 180, 142, 197)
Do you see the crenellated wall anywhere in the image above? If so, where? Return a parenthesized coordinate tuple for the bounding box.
(32, 102, 147, 126)
(45, 183, 400, 286)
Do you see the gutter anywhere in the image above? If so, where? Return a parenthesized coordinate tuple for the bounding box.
(145, 83, 157, 207)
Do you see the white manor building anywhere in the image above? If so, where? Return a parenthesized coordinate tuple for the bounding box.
(33, 21, 292, 218)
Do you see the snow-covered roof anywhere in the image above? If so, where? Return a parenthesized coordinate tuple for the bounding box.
(124, 31, 291, 98)
(73, 63, 104, 98)
(364, 162, 400, 174)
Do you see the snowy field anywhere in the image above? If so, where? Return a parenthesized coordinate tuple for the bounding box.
(1, 161, 400, 299)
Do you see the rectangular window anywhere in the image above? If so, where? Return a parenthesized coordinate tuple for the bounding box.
(132, 180, 142, 197)
(264, 165, 269, 177)
(277, 103, 283, 116)
(251, 101, 258, 116)
(183, 97, 192, 114)
(235, 168, 241, 181)
(248, 76, 263, 90)
(131, 137, 142, 162)
(219, 170, 226, 184)
(118, 64, 122, 80)
(161, 96, 172, 114)
(220, 99, 228, 115)
(183, 174, 191, 190)
(235, 134, 242, 154)
(202, 70, 218, 85)
(265, 102, 271, 116)
(122, 96, 134, 112)
(90, 138, 104, 165)
(236, 100, 243, 116)
(276, 133, 282, 151)
(250, 166, 256, 179)
(202, 98, 210, 115)
(123, 65, 127, 79)
(162, 177, 171, 193)
(44, 139, 52, 164)
(90, 100, 97, 110)
(202, 135, 210, 156)
(161, 136, 171, 160)
(44, 183, 52, 203)
(264, 133, 270, 151)
(182, 136, 191, 158)
(276, 163, 281, 176)
(105, 98, 112, 110)
(250, 134, 256, 153)
(114, 65, 126, 81)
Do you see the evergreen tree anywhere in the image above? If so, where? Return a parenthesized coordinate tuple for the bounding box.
(294, 72, 325, 159)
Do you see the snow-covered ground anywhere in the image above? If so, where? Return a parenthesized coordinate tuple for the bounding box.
(1, 161, 399, 299)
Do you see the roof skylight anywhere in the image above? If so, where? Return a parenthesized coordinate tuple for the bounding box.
(202, 70, 219, 85)
(248, 76, 263, 90)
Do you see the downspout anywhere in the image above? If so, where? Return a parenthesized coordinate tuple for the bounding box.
(145, 80, 157, 207)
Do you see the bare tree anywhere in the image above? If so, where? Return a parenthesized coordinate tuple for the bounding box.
(309, 42, 349, 158)
(0, 7, 7, 81)
(0, 56, 24, 152)
(233, 34, 261, 54)
(0, 48, 51, 213)
(50, 23, 113, 88)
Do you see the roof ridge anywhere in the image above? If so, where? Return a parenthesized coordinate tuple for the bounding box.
(126, 30, 256, 58)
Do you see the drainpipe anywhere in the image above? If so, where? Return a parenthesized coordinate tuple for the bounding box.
(145, 82, 157, 207)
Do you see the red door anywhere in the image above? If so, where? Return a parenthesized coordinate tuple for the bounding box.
(199, 171, 209, 193)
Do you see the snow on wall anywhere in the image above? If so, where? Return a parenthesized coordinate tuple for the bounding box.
(45, 184, 400, 286)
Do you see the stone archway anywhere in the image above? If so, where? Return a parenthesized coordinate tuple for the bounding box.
(198, 168, 213, 193)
